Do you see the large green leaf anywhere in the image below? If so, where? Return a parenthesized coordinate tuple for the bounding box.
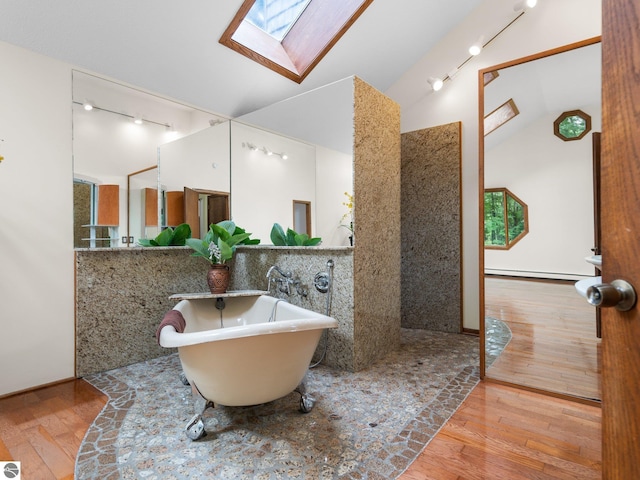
(270, 223, 287, 246)
(217, 239, 234, 262)
(270, 223, 322, 246)
(185, 238, 211, 261)
(170, 223, 192, 245)
(137, 223, 192, 247)
(154, 227, 175, 246)
(234, 225, 260, 245)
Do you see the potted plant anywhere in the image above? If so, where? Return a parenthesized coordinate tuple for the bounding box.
(270, 223, 322, 246)
(137, 223, 192, 247)
(341, 191, 354, 246)
(185, 220, 257, 294)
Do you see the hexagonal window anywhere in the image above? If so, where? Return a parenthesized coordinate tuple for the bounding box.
(484, 188, 528, 249)
(553, 109, 592, 141)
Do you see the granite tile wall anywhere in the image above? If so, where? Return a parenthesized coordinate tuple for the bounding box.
(231, 246, 354, 370)
(352, 77, 402, 369)
(75, 247, 206, 376)
(400, 122, 462, 332)
(75, 246, 355, 376)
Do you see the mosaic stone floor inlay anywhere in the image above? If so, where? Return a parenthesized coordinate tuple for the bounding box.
(485, 317, 512, 367)
(77, 329, 479, 479)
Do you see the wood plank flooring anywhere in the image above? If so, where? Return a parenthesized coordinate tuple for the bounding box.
(400, 382, 602, 480)
(1, 379, 602, 480)
(484, 277, 601, 401)
(1, 277, 603, 480)
(0, 380, 107, 480)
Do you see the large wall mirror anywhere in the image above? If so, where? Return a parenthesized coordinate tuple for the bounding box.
(72, 70, 224, 248)
(479, 37, 602, 402)
(73, 71, 355, 248)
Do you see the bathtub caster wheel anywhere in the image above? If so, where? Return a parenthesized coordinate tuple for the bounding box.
(185, 414, 206, 440)
(179, 372, 190, 386)
(299, 394, 316, 413)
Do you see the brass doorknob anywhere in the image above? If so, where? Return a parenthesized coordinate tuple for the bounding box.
(586, 279, 637, 311)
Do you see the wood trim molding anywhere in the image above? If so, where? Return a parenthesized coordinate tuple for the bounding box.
(482, 377, 601, 407)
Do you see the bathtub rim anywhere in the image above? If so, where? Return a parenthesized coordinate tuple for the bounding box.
(159, 316, 338, 348)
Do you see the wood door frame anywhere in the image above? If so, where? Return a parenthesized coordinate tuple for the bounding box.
(126, 165, 157, 246)
(478, 36, 602, 396)
(292, 199, 312, 235)
(601, 0, 640, 475)
(184, 187, 230, 238)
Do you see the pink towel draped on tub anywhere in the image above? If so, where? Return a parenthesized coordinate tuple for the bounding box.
(156, 309, 186, 345)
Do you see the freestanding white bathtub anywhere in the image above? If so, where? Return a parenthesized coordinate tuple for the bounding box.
(158, 292, 338, 439)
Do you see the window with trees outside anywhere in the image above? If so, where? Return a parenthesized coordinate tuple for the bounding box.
(484, 188, 528, 249)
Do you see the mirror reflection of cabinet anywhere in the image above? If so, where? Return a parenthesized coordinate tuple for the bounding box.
(164, 191, 184, 227)
(143, 188, 158, 227)
(183, 187, 230, 238)
(75, 183, 120, 248)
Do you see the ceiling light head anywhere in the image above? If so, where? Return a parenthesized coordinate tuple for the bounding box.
(281, 153, 288, 160)
(514, 0, 537, 11)
(428, 77, 444, 92)
(469, 44, 482, 56)
(468, 36, 485, 56)
(133, 117, 143, 125)
(83, 102, 93, 111)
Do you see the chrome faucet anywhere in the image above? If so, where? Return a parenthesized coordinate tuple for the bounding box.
(266, 265, 293, 295)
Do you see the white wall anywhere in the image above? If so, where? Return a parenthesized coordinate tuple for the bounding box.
(0, 42, 75, 395)
(386, 0, 602, 330)
(0, 42, 227, 396)
(230, 122, 317, 243)
(485, 103, 601, 279)
(315, 145, 353, 246)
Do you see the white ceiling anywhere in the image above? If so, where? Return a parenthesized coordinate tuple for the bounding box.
(0, 0, 485, 118)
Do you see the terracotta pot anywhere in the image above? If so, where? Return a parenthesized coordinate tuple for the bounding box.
(207, 264, 230, 294)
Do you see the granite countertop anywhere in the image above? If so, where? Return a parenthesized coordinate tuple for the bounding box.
(169, 290, 269, 300)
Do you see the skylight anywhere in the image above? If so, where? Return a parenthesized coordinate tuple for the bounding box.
(220, 0, 373, 83)
(484, 99, 519, 135)
(245, 0, 312, 42)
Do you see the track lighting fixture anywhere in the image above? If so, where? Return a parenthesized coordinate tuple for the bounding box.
(243, 141, 288, 159)
(73, 100, 171, 128)
(428, 77, 444, 92)
(428, 1, 538, 93)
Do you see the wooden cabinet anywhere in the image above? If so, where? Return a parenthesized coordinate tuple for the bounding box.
(165, 191, 184, 227)
(144, 188, 158, 227)
(97, 184, 119, 226)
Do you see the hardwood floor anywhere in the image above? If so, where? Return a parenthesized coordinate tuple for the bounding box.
(2, 379, 602, 480)
(484, 276, 601, 401)
(400, 382, 602, 479)
(0, 380, 107, 480)
(2, 279, 603, 480)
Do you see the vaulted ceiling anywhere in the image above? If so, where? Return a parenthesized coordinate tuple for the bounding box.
(0, 0, 485, 117)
